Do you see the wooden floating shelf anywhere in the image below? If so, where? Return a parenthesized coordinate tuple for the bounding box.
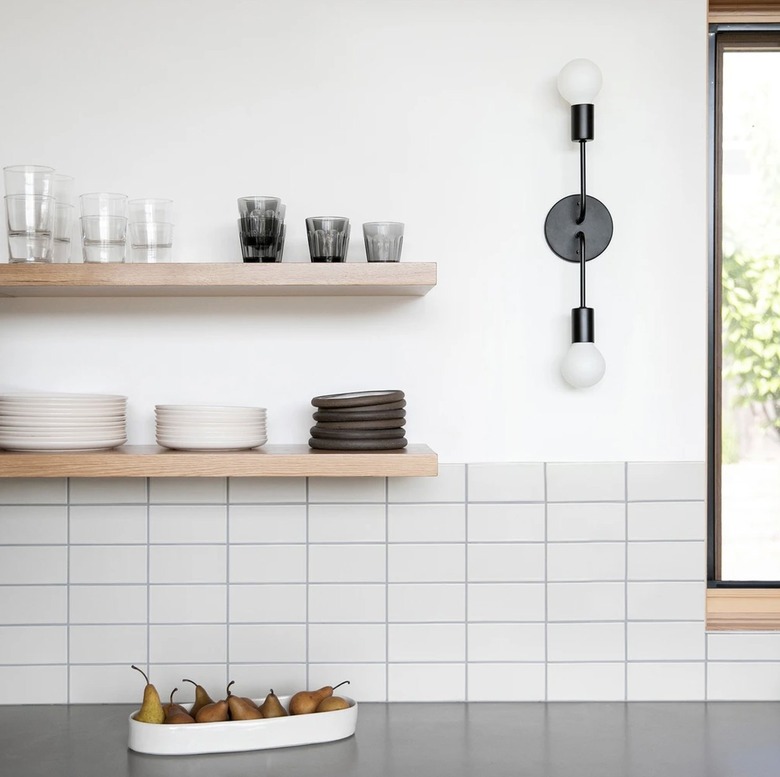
(0, 262, 437, 298)
(0, 444, 438, 478)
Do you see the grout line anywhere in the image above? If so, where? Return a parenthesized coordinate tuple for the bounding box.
(384, 476, 390, 702)
(464, 464, 469, 701)
(624, 461, 629, 701)
(225, 478, 231, 690)
(705, 619, 709, 701)
(65, 477, 71, 703)
(145, 477, 151, 675)
(304, 477, 310, 691)
(543, 462, 548, 702)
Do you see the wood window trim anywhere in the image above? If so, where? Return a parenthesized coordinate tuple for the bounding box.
(707, 589, 780, 630)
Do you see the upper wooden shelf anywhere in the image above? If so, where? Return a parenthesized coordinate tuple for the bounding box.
(0, 444, 438, 478)
(0, 262, 437, 298)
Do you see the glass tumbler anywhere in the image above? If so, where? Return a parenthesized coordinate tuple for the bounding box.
(80, 192, 128, 218)
(363, 222, 404, 262)
(53, 203, 75, 263)
(5, 194, 55, 263)
(81, 215, 127, 263)
(306, 217, 350, 263)
(130, 222, 173, 263)
(3, 165, 54, 196)
(238, 196, 282, 218)
(129, 198, 173, 224)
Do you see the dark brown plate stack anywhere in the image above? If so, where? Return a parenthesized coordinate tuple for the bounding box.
(309, 390, 407, 450)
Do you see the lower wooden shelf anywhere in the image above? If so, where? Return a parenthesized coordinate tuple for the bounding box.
(0, 444, 438, 478)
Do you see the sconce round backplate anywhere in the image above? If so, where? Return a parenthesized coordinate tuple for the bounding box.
(544, 194, 613, 263)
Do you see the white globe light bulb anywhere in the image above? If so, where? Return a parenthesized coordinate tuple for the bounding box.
(561, 342, 606, 388)
(557, 59, 603, 105)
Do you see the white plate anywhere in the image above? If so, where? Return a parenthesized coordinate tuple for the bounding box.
(0, 437, 126, 451)
(0, 426, 126, 436)
(157, 439, 267, 451)
(0, 415, 126, 426)
(0, 393, 127, 402)
(155, 413, 267, 423)
(155, 424, 267, 433)
(155, 405, 266, 413)
(127, 694, 357, 756)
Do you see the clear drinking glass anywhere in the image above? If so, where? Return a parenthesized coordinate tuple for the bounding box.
(3, 165, 55, 196)
(5, 194, 55, 263)
(363, 221, 404, 262)
(52, 174, 75, 205)
(81, 215, 127, 263)
(129, 198, 173, 224)
(53, 203, 75, 263)
(79, 192, 128, 218)
(306, 217, 350, 263)
(130, 221, 173, 263)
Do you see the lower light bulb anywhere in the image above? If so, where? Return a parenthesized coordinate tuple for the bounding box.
(561, 342, 606, 388)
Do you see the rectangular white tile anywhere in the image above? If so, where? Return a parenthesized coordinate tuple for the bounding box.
(388, 583, 464, 622)
(149, 545, 225, 584)
(547, 462, 625, 502)
(547, 502, 626, 542)
(707, 662, 780, 700)
(308, 663, 386, 702)
(70, 665, 141, 703)
(0, 547, 66, 584)
(0, 666, 67, 704)
(547, 582, 625, 622)
(150, 624, 227, 663)
(389, 623, 465, 661)
(627, 582, 705, 620)
(627, 501, 706, 541)
(230, 584, 307, 623)
(149, 504, 226, 544)
(468, 663, 545, 701)
(388, 503, 465, 543)
(547, 543, 625, 582)
(69, 478, 146, 504)
(229, 504, 306, 544)
(468, 623, 545, 661)
(628, 663, 705, 701)
(547, 663, 625, 701)
(149, 477, 226, 504)
(308, 477, 385, 503)
(150, 584, 226, 623)
(228, 477, 306, 503)
(229, 624, 306, 663)
(231, 545, 306, 584)
(69, 625, 147, 664)
(0, 586, 67, 624)
(388, 464, 465, 503)
(0, 478, 66, 504)
(309, 503, 386, 543)
(467, 504, 545, 542)
(227, 664, 306, 700)
(309, 544, 386, 583)
(628, 622, 705, 660)
(468, 544, 544, 582)
(310, 623, 386, 662)
(71, 545, 146, 584)
(467, 583, 545, 622)
(548, 623, 625, 662)
(627, 462, 705, 501)
(388, 544, 464, 583)
(70, 505, 147, 544)
(707, 632, 780, 661)
(69, 585, 147, 624)
(627, 541, 705, 581)
(388, 663, 465, 701)
(468, 463, 544, 502)
(0, 625, 67, 664)
(309, 584, 386, 622)
(0, 505, 67, 544)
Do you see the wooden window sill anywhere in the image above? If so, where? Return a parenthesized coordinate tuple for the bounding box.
(707, 588, 780, 630)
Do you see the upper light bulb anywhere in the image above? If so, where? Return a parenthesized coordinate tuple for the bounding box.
(557, 59, 602, 105)
(561, 342, 606, 388)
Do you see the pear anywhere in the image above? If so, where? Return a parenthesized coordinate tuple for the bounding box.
(258, 688, 288, 718)
(228, 683, 264, 721)
(164, 688, 195, 724)
(182, 678, 215, 718)
(289, 680, 349, 715)
(194, 681, 232, 723)
(131, 665, 165, 724)
(316, 696, 350, 712)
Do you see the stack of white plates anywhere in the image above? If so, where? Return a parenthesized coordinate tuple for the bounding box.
(0, 393, 127, 451)
(155, 405, 267, 451)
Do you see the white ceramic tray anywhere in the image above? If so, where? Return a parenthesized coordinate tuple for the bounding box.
(127, 694, 358, 755)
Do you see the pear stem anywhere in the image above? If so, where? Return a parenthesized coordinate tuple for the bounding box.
(169, 688, 178, 704)
(131, 665, 150, 685)
(226, 680, 235, 698)
(182, 678, 197, 688)
(333, 680, 350, 691)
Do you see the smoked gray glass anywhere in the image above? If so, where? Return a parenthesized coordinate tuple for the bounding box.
(306, 217, 350, 262)
(363, 221, 404, 262)
(238, 199, 284, 262)
(5, 194, 55, 263)
(238, 196, 282, 217)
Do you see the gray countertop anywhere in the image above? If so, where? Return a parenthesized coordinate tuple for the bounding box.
(2, 702, 780, 777)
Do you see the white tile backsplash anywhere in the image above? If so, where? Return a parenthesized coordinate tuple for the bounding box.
(0, 460, 772, 705)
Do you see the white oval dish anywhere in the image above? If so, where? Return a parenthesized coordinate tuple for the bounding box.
(127, 694, 357, 755)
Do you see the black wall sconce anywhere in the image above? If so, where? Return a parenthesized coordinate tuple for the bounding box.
(544, 59, 612, 388)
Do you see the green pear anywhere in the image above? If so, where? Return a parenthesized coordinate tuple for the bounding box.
(131, 665, 165, 724)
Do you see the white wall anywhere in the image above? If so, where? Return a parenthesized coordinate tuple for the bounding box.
(0, 0, 708, 463)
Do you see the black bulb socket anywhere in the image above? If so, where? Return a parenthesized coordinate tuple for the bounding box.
(571, 307, 595, 343)
(571, 104, 594, 142)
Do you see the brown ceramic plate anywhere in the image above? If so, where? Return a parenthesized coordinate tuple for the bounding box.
(312, 418, 406, 430)
(310, 427, 407, 440)
(312, 408, 406, 423)
(311, 390, 405, 409)
(309, 437, 408, 451)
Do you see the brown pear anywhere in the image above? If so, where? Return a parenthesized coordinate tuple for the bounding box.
(258, 689, 288, 718)
(182, 678, 215, 718)
(164, 688, 195, 724)
(131, 665, 165, 724)
(289, 680, 350, 715)
(228, 683, 264, 721)
(316, 696, 350, 712)
(195, 681, 233, 723)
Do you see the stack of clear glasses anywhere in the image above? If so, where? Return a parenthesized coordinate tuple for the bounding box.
(4, 165, 56, 263)
(80, 193, 128, 263)
(129, 199, 173, 263)
(238, 196, 286, 262)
